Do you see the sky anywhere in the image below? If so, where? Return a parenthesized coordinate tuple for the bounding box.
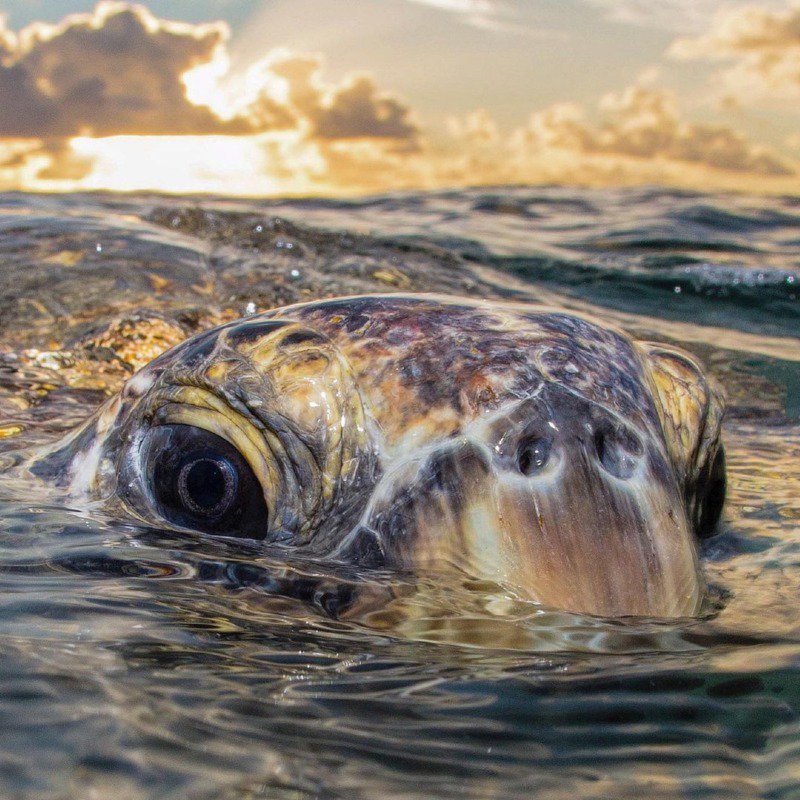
(0, 0, 799, 195)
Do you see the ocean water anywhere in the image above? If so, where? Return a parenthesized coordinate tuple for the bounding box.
(0, 186, 798, 799)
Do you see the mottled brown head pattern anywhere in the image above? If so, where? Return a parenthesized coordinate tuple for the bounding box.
(31, 294, 725, 618)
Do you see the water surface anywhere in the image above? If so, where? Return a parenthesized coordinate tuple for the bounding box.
(0, 187, 798, 799)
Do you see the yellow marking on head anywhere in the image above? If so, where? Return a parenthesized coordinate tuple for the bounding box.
(205, 362, 229, 382)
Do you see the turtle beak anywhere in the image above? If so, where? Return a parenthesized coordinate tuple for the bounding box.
(364, 390, 704, 619)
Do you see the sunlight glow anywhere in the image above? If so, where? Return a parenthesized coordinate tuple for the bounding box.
(68, 135, 281, 195)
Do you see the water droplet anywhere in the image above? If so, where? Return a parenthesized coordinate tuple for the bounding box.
(95, 243, 102, 253)
(245, 301, 256, 315)
(290, 269, 301, 279)
(673, 285, 682, 294)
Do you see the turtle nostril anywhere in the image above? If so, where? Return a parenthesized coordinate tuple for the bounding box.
(427, 453, 449, 492)
(516, 436, 552, 476)
(594, 428, 640, 480)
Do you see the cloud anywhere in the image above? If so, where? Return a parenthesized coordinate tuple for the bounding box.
(404, 0, 498, 13)
(33, 140, 97, 181)
(315, 75, 420, 142)
(0, 14, 13, 56)
(432, 83, 794, 193)
(0, 2, 247, 138)
(402, 0, 509, 30)
(0, 138, 96, 189)
(493, 86, 791, 177)
(669, 3, 800, 100)
(528, 84, 793, 175)
(0, 141, 39, 184)
(0, 2, 420, 145)
(585, 0, 723, 32)
(8, 80, 795, 196)
(302, 82, 795, 196)
(401, 0, 550, 35)
(267, 55, 420, 144)
(0, 2, 420, 186)
(584, 0, 789, 33)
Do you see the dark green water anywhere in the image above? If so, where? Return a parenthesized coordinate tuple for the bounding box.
(0, 187, 798, 799)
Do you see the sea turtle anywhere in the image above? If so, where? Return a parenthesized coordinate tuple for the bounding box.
(29, 294, 726, 618)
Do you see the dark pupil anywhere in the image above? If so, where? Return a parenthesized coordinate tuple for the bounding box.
(179, 458, 232, 515)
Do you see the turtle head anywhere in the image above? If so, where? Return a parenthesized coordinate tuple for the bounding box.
(32, 316, 378, 548)
(30, 304, 724, 621)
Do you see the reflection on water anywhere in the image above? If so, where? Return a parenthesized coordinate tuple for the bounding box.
(0, 187, 798, 798)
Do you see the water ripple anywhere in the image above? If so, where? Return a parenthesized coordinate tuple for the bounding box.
(0, 188, 798, 799)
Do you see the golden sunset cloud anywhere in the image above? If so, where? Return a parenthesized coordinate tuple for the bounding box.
(670, 3, 800, 100)
(523, 85, 792, 176)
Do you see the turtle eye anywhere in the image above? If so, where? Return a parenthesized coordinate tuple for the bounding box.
(144, 424, 269, 539)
